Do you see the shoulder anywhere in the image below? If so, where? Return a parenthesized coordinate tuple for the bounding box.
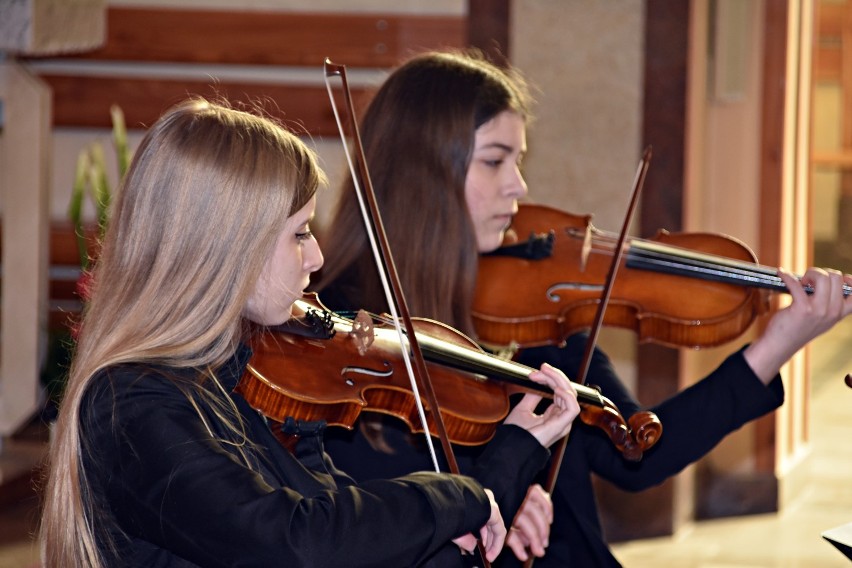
(81, 364, 200, 434)
(85, 364, 188, 405)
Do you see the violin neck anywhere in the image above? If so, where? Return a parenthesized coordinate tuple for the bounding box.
(626, 240, 852, 297)
(413, 332, 606, 407)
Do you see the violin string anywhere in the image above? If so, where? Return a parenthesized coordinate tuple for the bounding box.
(563, 228, 852, 295)
(349, 311, 605, 404)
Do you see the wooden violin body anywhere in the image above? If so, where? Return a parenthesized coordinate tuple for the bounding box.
(239, 297, 511, 446)
(473, 203, 772, 350)
(236, 294, 661, 459)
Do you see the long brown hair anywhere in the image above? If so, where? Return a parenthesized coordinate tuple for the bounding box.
(314, 50, 531, 335)
(40, 98, 324, 568)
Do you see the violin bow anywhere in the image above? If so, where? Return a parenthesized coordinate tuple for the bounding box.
(575, 147, 652, 385)
(324, 59, 492, 567)
(523, 146, 653, 568)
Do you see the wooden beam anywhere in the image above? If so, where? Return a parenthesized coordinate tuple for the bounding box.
(467, 0, 510, 66)
(25, 8, 466, 131)
(815, 46, 841, 82)
(39, 74, 370, 135)
(813, 149, 852, 168)
(817, 1, 844, 38)
(814, 1, 844, 82)
(757, 0, 788, 474)
(637, 0, 689, 535)
(29, 7, 465, 68)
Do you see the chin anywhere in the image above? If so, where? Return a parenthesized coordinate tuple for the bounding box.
(478, 233, 505, 253)
(276, 306, 295, 325)
(248, 305, 294, 327)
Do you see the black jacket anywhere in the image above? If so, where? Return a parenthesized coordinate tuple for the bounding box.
(503, 337, 784, 567)
(80, 345, 497, 567)
(316, 284, 784, 567)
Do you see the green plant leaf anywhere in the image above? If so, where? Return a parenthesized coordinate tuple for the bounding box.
(111, 104, 130, 179)
(69, 151, 91, 270)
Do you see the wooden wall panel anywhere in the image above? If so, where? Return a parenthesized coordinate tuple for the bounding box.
(815, 1, 842, 81)
(67, 8, 465, 68)
(24, 7, 465, 131)
(26, 7, 466, 68)
(39, 74, 368, 136)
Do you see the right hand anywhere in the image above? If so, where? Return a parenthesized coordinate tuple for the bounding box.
(452, 488, 506, 562)
(506, 484, 553, 561)
(504, 363, 580, 447)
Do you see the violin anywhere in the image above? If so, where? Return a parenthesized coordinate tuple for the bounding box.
(472, 202, 819, 350)
(235, 294, 662, 461)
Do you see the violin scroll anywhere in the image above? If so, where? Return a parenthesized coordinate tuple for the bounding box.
(628, 411, 663, 451)
(577, 403, 641, 462)
(575, 396, 661, 462)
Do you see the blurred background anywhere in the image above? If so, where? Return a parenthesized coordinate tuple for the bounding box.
(1, 0, 851, 566)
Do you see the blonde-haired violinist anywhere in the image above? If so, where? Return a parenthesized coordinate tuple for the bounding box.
(39, 98, 582, 568)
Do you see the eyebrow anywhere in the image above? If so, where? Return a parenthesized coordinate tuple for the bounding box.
(291, 211, 315, 228)
(476, 142, 516, 152)
(476, 142, 527, 156)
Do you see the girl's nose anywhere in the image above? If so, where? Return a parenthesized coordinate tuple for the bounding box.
(305, 239, 324, 273)
(506, 166, 528, 198)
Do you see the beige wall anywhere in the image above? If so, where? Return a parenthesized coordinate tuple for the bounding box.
(689, 0, 764, 246)
(512, 0, 644, 230)
(511, 0, 645, 385)
(812, 85, 842, 242)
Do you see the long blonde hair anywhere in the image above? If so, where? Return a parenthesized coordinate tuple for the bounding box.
(40, 98, 324, 568)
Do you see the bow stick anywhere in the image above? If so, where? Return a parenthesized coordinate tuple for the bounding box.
(523, 146, 654, 568)
(324, 59, 492, 568)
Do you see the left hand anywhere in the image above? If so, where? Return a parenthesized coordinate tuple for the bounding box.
(506, 484, 553, 561)
(744, 267, 852, 383)
(503, 363, 580, 448)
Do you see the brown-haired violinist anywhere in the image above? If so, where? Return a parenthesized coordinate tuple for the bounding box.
(39, 98, 586, 568)
(312, 49, 852, 567)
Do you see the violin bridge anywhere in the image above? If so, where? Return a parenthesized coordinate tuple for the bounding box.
(580, 224, 592, 271)
(491, 341, 519, 361)
(350, 309, 375, 356)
